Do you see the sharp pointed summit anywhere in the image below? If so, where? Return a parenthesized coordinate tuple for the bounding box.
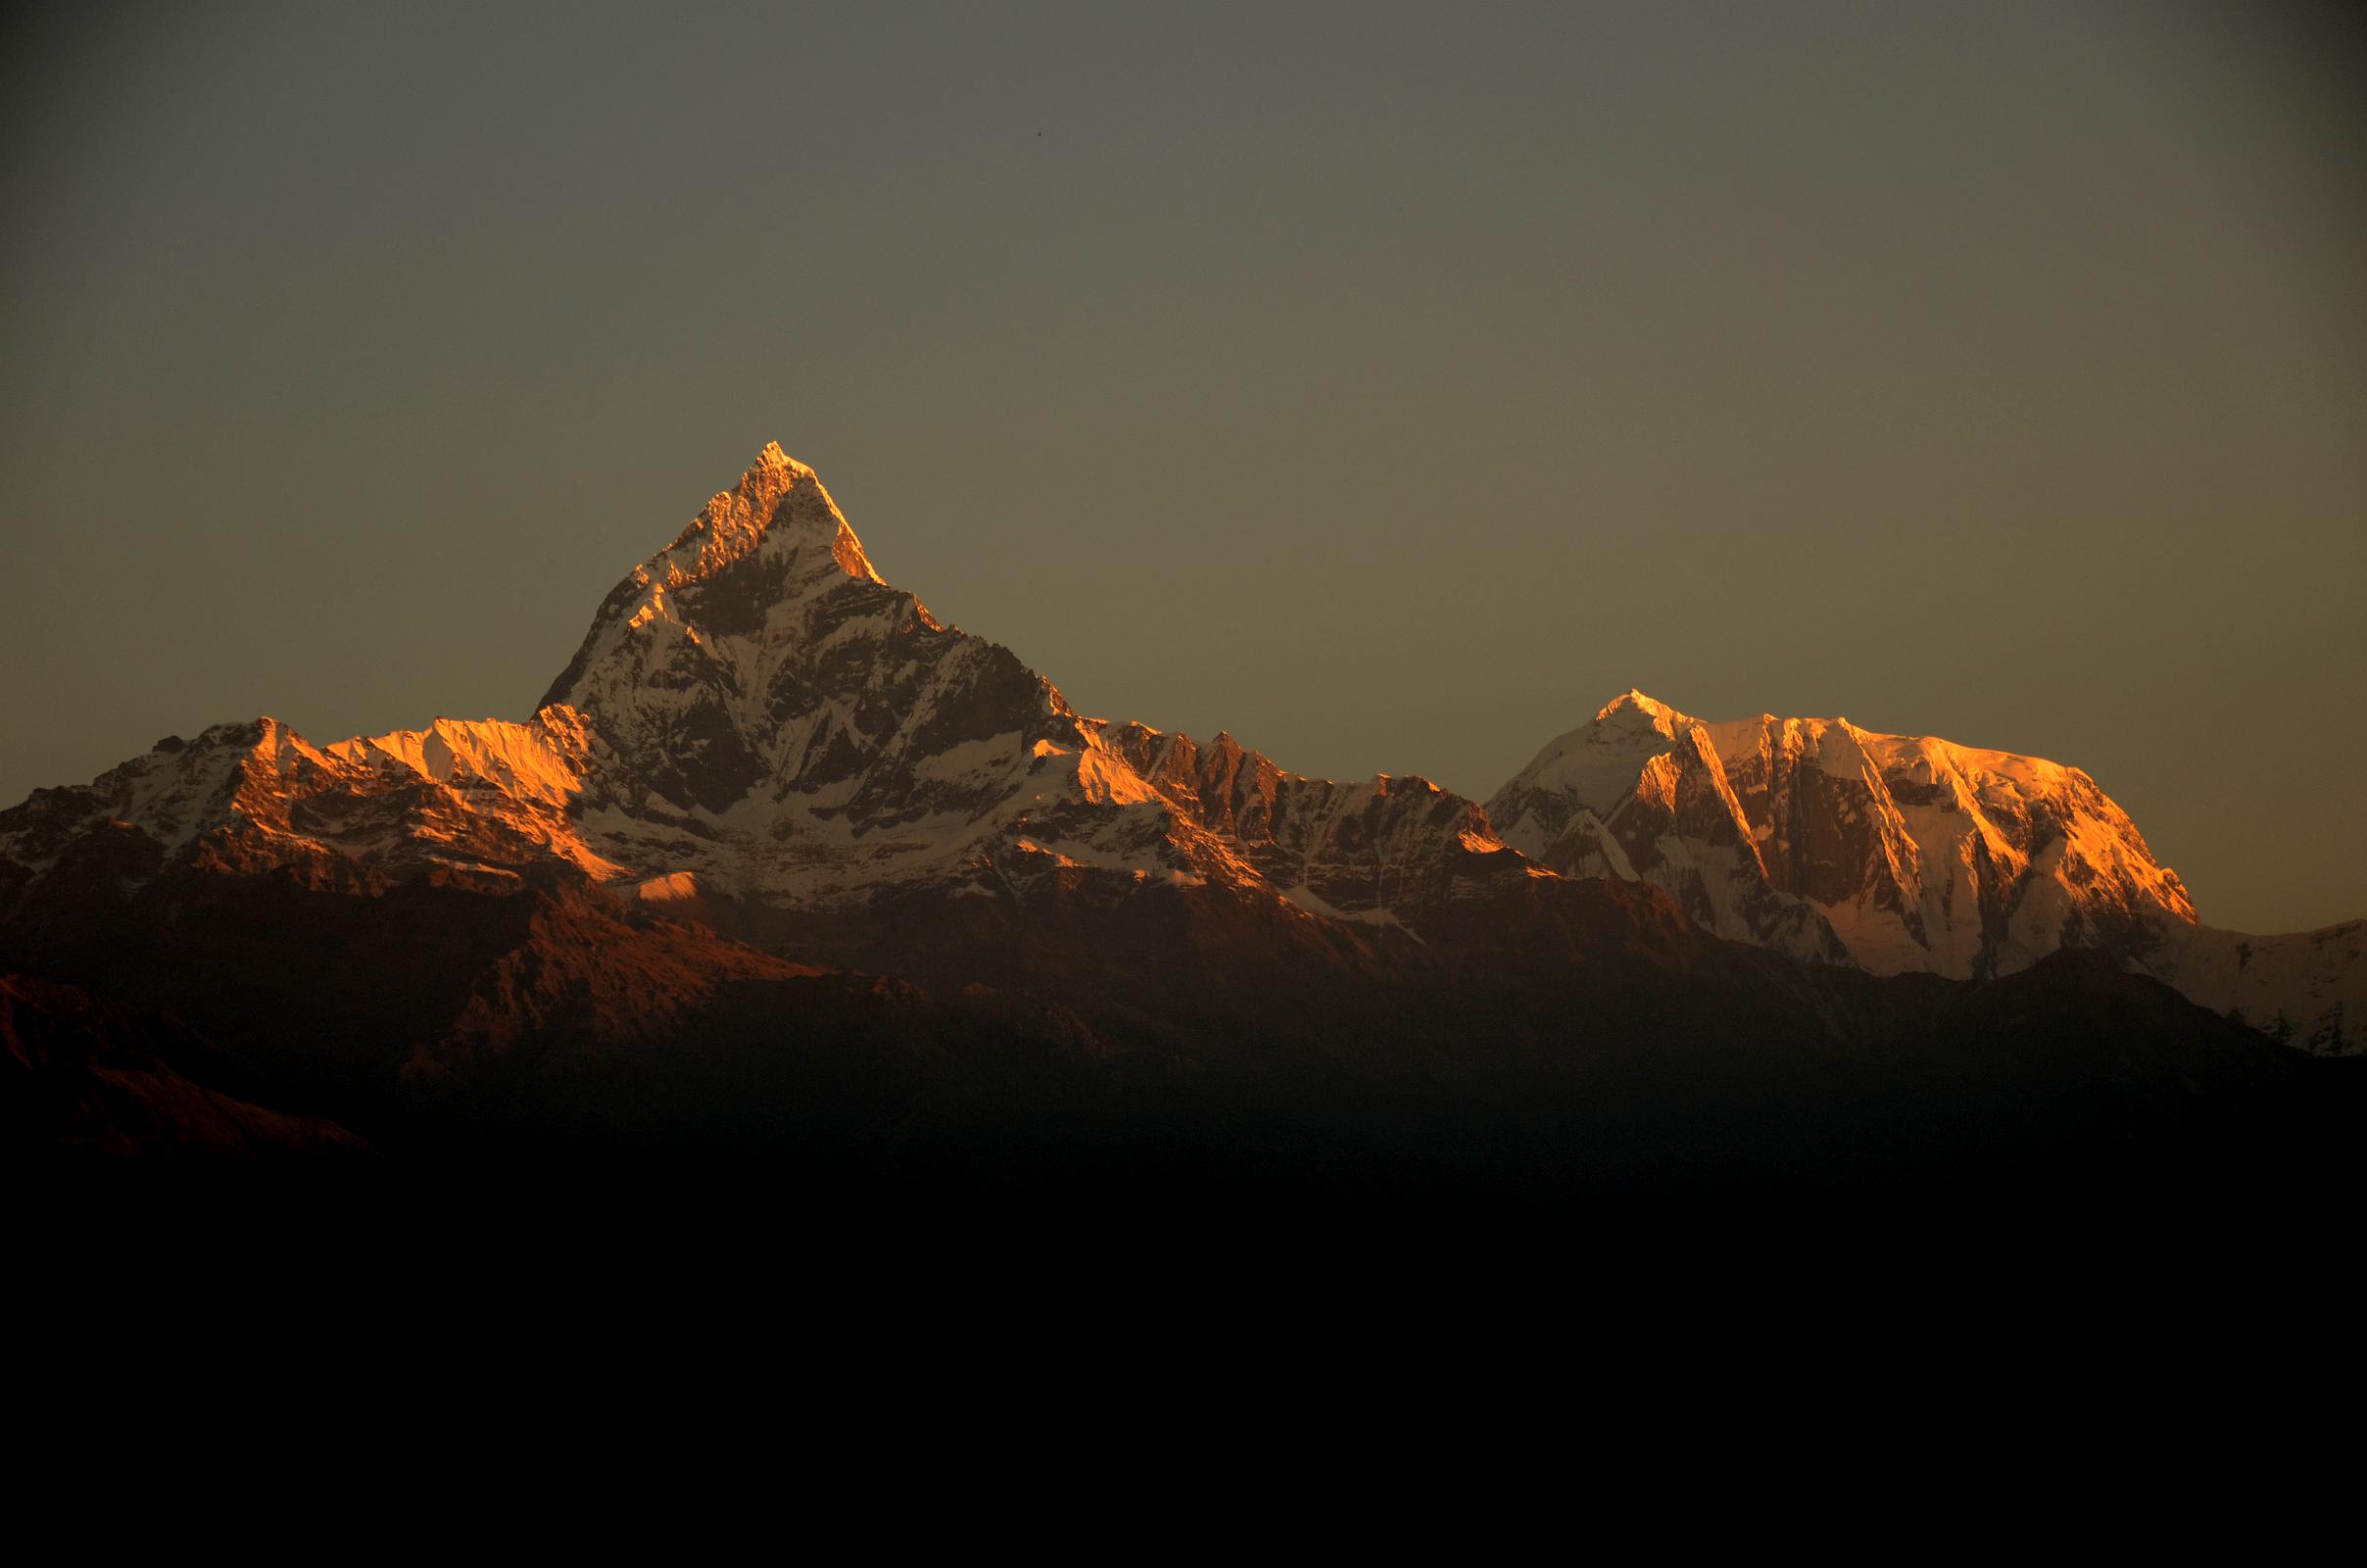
(537, 444, 883, 717)
(652, 441, 879, 593)
(2, 445, 2357, 1058)
(751, 438, 805, 472)
(1595, 689, 1683, 724)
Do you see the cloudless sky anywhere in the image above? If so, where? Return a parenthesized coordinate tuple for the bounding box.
(3, 1, 2361, 931)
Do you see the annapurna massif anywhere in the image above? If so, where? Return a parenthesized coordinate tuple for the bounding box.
(3, 444, 2355, 1054)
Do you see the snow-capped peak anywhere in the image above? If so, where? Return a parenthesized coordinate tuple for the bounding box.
(4, 442, 2351, 1055)
(1490, 696, 2205, 987)
(1497, 691, 1699, 822)
(644, 443, 880, 593)
(537, 445, 889, 716)
(1594, 689, 1687, 725)
(751, 439, 807, 475)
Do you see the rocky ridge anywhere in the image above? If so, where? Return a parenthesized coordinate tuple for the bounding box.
(1, 445, 2354, 1054)
(1489, 691, 2357, 1052)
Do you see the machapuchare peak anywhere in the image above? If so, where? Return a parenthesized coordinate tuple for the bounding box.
(534, 443, 887, 715)
(2, 445, 2354, 1057)
(750, 439, 810, 473)
(645, 443, 879, 591)
(1593, 690, 1685, 725)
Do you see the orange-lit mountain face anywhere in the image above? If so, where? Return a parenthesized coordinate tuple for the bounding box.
(1488, 693, 2360, 1052)
(0, 446, 1530, 940)
(1492, 689, 2199, 971)
(0, 446, 2356, 1061)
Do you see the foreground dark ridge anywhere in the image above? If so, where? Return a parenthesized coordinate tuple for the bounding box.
(3, 444, 2361, 1209)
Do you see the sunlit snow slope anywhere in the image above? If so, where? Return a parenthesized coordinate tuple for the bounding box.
(1489, 692, 2359, 1052)
(2, 446, 2355, 1054)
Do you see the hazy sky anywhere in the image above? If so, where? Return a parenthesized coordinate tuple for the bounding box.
(3, 1, 2361, 932)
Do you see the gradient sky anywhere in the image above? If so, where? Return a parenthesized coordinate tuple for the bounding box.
(3, 1, 2361, 932)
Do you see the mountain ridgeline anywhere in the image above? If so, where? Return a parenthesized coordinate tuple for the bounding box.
(4, 445, 2359, 1205)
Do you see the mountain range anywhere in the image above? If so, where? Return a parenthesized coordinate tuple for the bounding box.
(5, 445, 2359, 1206)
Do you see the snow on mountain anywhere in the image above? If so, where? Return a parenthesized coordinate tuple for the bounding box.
(519, 443, 1521, 916)
(1488, 691, 2359, 1054)
(0, 445, 1514, 939)
(1485, 693, 1850, 963)
(1094, 724, 1527, 932)
(2140, 918, 2363, 1056)
(2, 445, 2354, 1055)
(0, 709, 623, 905)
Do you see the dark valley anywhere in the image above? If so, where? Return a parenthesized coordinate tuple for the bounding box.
(8, 448, 2361, 1224)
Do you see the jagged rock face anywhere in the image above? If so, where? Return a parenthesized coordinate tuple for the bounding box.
(1, 446, 2355, 1055)
(1487, 701, 1850, 964)
(0, 710, 616, 920)
(1489, 691, 2196, 978)
(1705, 710, 2198, 975)
(1487, 691, 2358, 1053)
(0, 445, 1523, 939)
(526, 444, 1113, 900)
(534, 443, 1080, 825)
(1094, 723, 1535, 931)
(517, 444, 1519, 915)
